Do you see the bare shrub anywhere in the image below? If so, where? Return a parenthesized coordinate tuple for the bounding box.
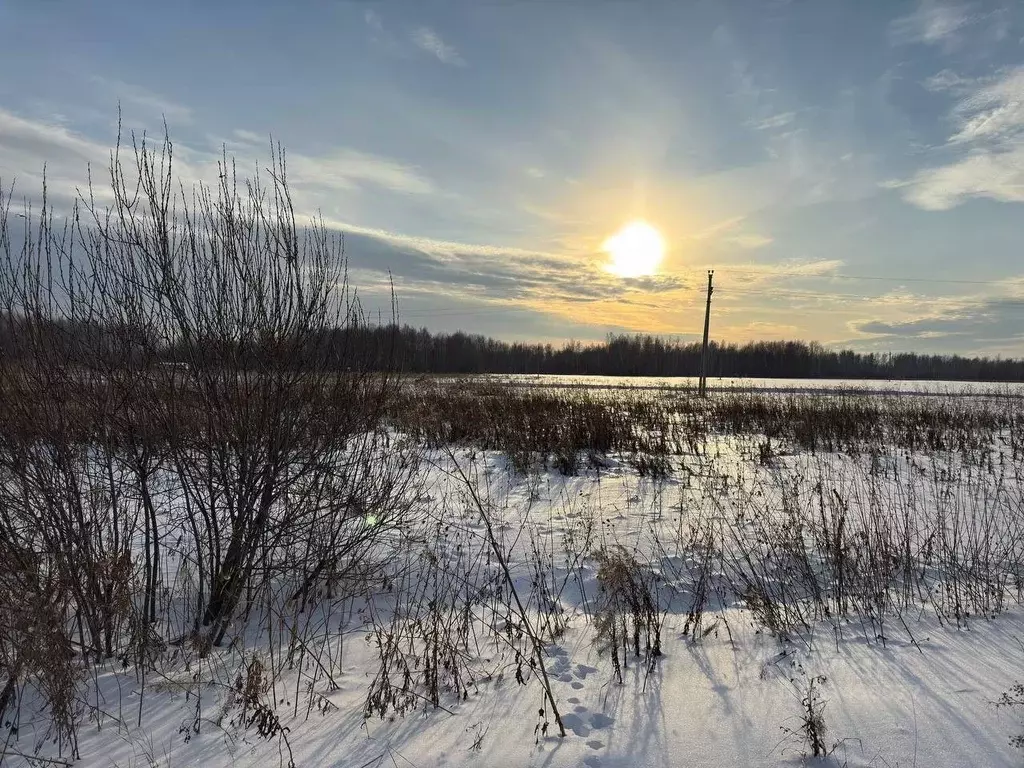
(995, 682, 1024, 750)
(364, 533, 478, 719)
(592, 546, 665, 683)
(0, 122, 417, 752)
(778, 673, 830, 759)
(0, 537, 82, 761)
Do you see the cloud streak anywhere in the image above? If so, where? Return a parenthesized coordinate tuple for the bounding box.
(0, 106, 440, 228)
(89, 76, 193, 125)
(850, 296, 1024, 351)
(889, 1, 972, 46)
(0, 107, 122, 210)
(288, 149, 436, 196)
(411, 27, 465, 66)
(903, 66, 1024, 210)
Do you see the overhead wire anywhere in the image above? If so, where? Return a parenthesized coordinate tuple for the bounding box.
(393, 269, 1024, 316)
(389, 267, 1024, 321)
(711, 268, 1008, 287)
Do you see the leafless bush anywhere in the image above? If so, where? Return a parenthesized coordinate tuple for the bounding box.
(994, 682, 1024, 750)
(778, 673, 831, 759)
(0, 537, 82, 762)
(0, 121, 417, 753)
(592, 546, 665, 683)
(364, 452, 570, 738)
(364, 519, 482, 719)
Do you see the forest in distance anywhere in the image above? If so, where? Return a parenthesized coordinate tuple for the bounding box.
(5, 317, 1024, 382)
(338, 326, 1024, 382)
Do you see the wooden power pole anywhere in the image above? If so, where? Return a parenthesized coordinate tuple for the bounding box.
(698, 269, 714, 397)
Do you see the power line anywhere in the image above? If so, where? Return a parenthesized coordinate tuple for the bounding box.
(718, 285, 1024, 304)
(392, 278, 1024, 315)
(393, 269, 1021, 317)
(393, 296, 1024, 319)
(711, 268, 1009, 287)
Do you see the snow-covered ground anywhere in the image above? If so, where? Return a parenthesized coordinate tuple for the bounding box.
(7, 393, 1024, 768)
(454, 373, 1024, 398)
(61, 601, 1024, 768)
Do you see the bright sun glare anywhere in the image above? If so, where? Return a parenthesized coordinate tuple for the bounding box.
(603, 221, 665, 278)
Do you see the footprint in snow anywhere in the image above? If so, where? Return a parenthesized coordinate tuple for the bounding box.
(571, 681, 584, 690)
(590, 713, 614, 729)
(586, 740, 605, 750)
(575, 664, 598, 680)
(547, 649, 571, 678)
(559, 713, 591, 737)
(583, 757, 601, 768)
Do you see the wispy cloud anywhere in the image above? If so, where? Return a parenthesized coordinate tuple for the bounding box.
(727, 233, 774, 250)
(0, 107, 437, 222)
(364, 8, 383, 32)
(361, 8, 411, 58)
(88, 75, 193, 124)
(840, 275, 1024, 353)
(849, 296, 1024, 348)
(889, 1, 973, 47)
(288, 149, 436, 196)
(715, 259, 845, 287)
(923, 68, 982, 93)
(0, 108, 121, 209)
(411, 27, 465, 66)
(751, 112, 795, 131)
(232, 128, 264, 144)
(904, 151, 1024, 210)
(215, 128, 437, 198)
(948, 67, 1024, 146)
(688, 216, 746, 241)
(903, 66, 1024, 209)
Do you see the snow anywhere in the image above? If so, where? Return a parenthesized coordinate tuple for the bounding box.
(7, 391, 1024, 768)
(42, 597, 1024, 767)
(456, 373, 1024, 398)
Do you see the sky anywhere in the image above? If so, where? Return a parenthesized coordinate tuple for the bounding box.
(1, 0, 1024, 355)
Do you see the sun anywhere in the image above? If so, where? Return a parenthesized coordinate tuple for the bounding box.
(603, 221, 665, 278)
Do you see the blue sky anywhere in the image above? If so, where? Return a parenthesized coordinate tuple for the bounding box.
(2, 0, 1024, 354)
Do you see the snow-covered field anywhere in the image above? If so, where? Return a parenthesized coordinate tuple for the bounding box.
(7, 386, 1024, 768)
(454, 373, 1024, 398)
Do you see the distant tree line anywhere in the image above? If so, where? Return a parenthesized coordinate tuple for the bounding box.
(3, 319, 1022, 382)
(345, 326, 1024, 382)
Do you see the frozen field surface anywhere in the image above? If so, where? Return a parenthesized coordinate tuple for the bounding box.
(451, 373, 1024, 398)
(8, 385, 1024, 768)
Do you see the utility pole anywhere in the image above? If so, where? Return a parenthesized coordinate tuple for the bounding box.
(698, 269, 714, 397)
